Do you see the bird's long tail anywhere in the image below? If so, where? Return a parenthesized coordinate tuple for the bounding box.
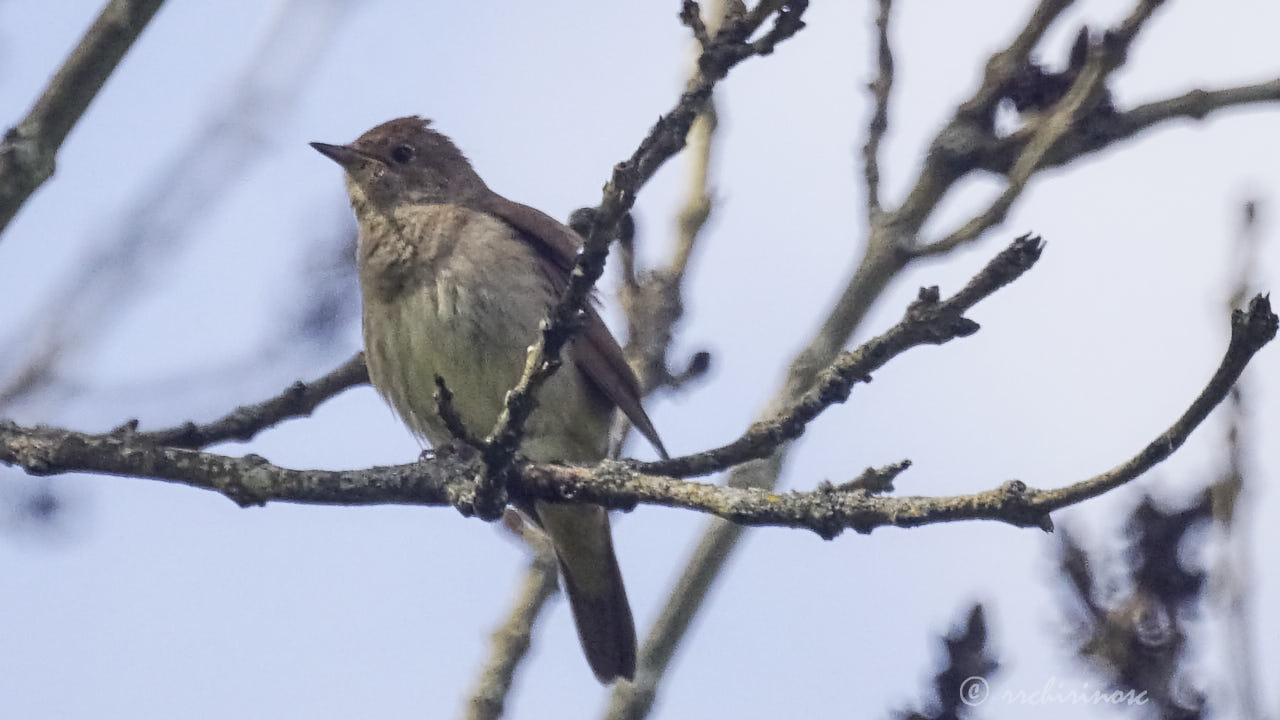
(534, 501, 637, 683)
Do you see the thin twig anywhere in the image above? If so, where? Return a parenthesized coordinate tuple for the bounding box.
(0, 0, 167, 237)
(460, 3, 740, 707)
(125, 353, 367, 449)
(862, 0, 894, 215)
(1209, 200, 1266, 720)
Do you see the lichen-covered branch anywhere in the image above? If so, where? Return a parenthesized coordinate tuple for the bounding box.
(0, 0, 167, 237)
(2, 295, 1271, 536)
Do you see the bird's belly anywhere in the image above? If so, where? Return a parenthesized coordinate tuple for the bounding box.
(362, 268, 612, 462)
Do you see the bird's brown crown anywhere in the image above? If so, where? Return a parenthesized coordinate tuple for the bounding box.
(350, 116, 472, 175)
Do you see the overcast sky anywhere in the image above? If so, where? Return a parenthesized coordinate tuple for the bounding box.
(2, 1, 1279, 719)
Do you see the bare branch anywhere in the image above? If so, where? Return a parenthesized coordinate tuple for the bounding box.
(970, 77, 1280, 179)
(643, 234, 1042, 479)
(2, 295, 1271, 535)
(0, 0, 167, 237)
(1030, 295, 1277, 513)
(434, 376, 484, 451)
(621, 0, 726, 396)
(476, 0, 809, 519)
(915, 1, 1166, 257)
(128, 353, 367, 449)
(862, 0, 894, 215)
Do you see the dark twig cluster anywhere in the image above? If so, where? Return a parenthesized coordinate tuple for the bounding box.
(1056, 495, 1211, 720)
(897, 605, 997, 720)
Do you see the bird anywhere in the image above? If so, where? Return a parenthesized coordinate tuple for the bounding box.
(311, 116, 666, 682)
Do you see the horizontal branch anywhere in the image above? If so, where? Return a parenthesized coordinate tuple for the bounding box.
(3, 295, 1270, 537)
(974, 77, 1280, 177)
(0, 0, 166, 236)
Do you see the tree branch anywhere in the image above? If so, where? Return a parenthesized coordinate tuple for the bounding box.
(861, 0, 894, 215)
(914, 0, 1166, 257)
(475, 0, 809, 519)
(121, 353, 368, 449)
(1, 0, 356, 411)
(2, 294, 1270, 536)
(0, 0, 167, 237)
(607, 2, 1279, 714)
(643, 234, 1042, 478)
(969, 77, 1280, 179)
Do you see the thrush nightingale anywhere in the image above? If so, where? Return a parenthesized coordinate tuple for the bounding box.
(311, 116, 666, 683)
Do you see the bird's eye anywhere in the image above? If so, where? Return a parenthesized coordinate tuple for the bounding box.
(389, 144, 415, 164)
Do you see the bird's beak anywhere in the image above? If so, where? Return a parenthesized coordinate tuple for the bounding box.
(309, 142, 377, 170)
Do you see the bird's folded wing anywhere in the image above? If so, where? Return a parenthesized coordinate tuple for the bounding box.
(479, 192, 668, 459)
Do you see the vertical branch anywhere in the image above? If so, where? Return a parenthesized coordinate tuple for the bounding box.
(862, 0, 894, 216)
(461, 547, 560, 720)
(0, 0, 168, 236)
(621, 0, 726, 395)
(460, 1, 734, 711)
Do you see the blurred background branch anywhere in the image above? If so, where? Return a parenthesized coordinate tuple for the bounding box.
(0, 0, 356, 415)
(0, 0, 166, 236)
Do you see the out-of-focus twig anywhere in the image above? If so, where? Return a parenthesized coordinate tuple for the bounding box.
(1209, 199, 1267, 720)
(896, 604, 996, 720)
(461, 549, 560, 720)
(0, 0, 167, 237)
(914, 0, 1166, 257)
(862, 0, 894, 216)
(1055, 494, 1211, 719)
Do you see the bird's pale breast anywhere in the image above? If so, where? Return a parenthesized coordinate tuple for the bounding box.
(358, 203, 612, 463)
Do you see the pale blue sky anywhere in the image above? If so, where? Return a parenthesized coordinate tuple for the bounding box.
(2, 1, 1278, 718)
